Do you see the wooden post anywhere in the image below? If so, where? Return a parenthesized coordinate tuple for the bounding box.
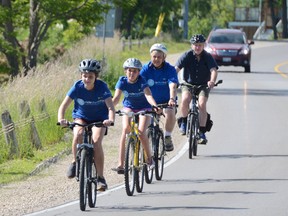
(128, 36, 132, 50)
(30, 116, 42, 150)
(1, 111, 19, 158)
(19, 100, 30, 119)
(122, 39, 125, 51)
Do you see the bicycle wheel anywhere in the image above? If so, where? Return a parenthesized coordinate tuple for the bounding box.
(79, 148, 88, 211)
(87, 158, 97, 208)
(144, 129, 154, 184)
(187, 114, 193, 159)
(124, 137, 136, 196)
(155, 130, 165, 180)
(191, 115, 199, 156)
(135, 143, 145, 192)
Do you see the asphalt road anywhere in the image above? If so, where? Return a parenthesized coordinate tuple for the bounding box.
(27, 40, 288, 216)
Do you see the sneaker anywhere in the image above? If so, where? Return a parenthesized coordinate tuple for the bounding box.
(164, 136, 174, 151)
(97, 176, 108, 191)
(179, 122, 187, 135)
(111, 166, 124, 175)
(66, 162, 76, 178)
(198, 133, 207, 144)
(148, 157, 155, 170)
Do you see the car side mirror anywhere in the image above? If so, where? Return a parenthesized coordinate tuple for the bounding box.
(248, 40, 254, 45)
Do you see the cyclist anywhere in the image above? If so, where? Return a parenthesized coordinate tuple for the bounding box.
(175, 34, 218, 144)
(140, 43, 178, 151)
(112, 58, 161, 174)
(57, 59, 115, 191)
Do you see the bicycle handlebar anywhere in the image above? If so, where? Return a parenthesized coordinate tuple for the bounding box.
(57, 121, 114, 129)
(180, 79, 223, 88)
(116, 110, 152, 117)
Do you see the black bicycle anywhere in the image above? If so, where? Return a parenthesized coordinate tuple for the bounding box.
(145, 103, 174, 182)
(180, 80, 222, 159)
(57, 121, 112, 211)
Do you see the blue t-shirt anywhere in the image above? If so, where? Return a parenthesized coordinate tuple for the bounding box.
(67, 79, 112, 121)
(176, 50, 218, 85)
(115, 76, 151, 109)
(140, 61, 178, 104)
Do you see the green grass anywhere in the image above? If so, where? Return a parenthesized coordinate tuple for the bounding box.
(0, 34, 188, 185)
(0, 141, 70, 185)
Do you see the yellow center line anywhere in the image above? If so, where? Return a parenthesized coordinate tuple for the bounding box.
(274, 61, 288, 78)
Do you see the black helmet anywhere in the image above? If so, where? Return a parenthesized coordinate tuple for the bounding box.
(79, 59, 101, 73)
(190, 34, 206, 44)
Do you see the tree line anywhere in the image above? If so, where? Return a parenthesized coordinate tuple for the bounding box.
(0, 0, 286, 78)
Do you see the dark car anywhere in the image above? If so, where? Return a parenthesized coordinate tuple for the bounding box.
(205, 28, 254, 72)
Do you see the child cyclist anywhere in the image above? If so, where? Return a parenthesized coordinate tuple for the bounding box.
(112, 58, 162, 174)
(58, 59, 115, 191)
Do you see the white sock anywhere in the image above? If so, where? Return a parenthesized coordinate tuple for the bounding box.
(165, 131, 171, 137)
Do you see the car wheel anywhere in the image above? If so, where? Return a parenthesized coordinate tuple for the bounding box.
(244, 65, 251, 73)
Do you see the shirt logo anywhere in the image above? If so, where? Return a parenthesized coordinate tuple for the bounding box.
(77, 98, 85, 105)
(147, 79, 155, 87)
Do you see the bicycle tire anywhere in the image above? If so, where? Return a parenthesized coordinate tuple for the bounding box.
(87, 159, 97, 208)
(192, 115, 199, 156)
(191, 115, 198, 157)
(124, 137, 136, 196)
(144, 129, 154, 184)
(135, 144, 145, 192)
(155, 130, 165, 180)
(79, 148, 88, 211)
(187, 114, 193, 159)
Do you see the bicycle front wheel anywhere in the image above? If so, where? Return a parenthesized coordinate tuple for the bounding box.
(87, 159, 97, 208)
(144, 129, 154, 184)
(191, 114, 198, 157)
(135, 143, 145, 192)
(187, 114, 193, 159)
(155, 130, 165, 180)
(124, 137, 136, 196)
(79, 148, 88, 211)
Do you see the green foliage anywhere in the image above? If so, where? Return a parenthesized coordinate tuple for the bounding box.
(62, 20, 85, 45)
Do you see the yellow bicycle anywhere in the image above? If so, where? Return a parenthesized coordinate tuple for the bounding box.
(116, 110, 152, 196)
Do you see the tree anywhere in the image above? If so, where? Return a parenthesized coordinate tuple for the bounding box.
(0, 0, 111, 77)
(120, 0, 182, 39)
(282, 0, 287, 38)
(268, 0, 278, 39)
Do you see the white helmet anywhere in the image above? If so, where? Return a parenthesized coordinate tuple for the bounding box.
(149, 43, 168, 55)
(123, 58, 142, 70)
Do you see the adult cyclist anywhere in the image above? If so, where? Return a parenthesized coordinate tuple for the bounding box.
(140, 43, 178, 151)
(175, 34, 218, 144)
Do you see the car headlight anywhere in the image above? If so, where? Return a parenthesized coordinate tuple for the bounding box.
(239, 47, 249, 55)
(205, 45, 216, 54)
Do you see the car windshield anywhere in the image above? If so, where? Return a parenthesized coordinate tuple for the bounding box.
(209, 33, 245, 44)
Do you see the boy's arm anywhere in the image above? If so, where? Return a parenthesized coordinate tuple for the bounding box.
(58, 96, 72, 123)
